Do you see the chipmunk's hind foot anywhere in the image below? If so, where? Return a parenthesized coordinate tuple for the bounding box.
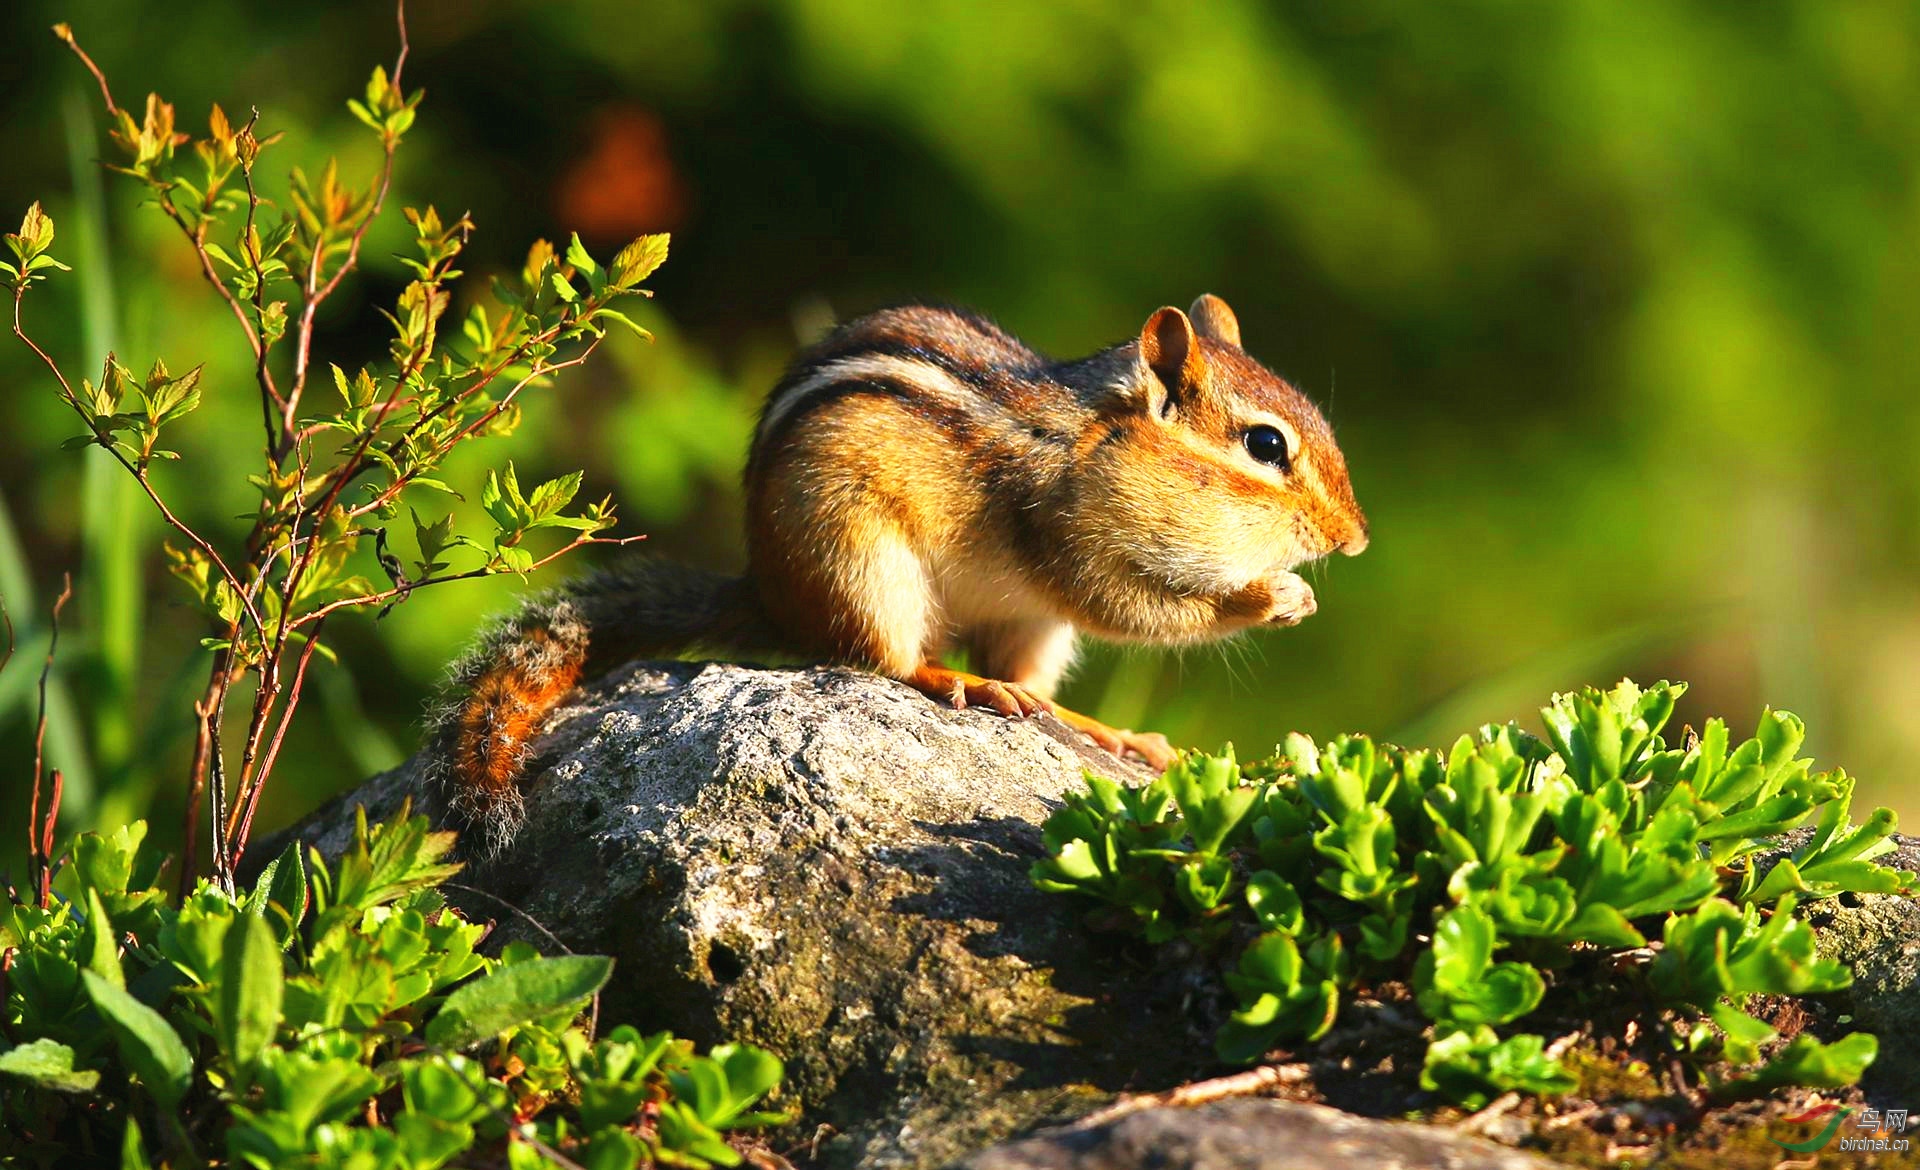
(1049, 704, 1176, 771)
(908, 662, 1051, 718)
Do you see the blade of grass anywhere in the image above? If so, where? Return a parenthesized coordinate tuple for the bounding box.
(66, 85, 147, 829)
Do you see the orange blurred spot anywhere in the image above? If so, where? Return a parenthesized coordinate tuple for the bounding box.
(555, 106, 685, 239)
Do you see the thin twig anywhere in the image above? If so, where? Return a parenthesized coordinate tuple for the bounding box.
(295, 533, 644, 628)
(16, 289, 266, 638)
(232, 616, 326, 860)
(227, 533, 305, 846)
(1544, 1030, 1583, 1061)
(181, 680, 220, 897)
(222, 0, 418, 871)
(167, 201, 275, 398)
(206, 651, 241, 891)
(1065, 1063, 1311, 1131)
(62, 23, 284, 409)
(227, 443, 317, 849)
(1455, 1091, 1523, 1136)
(53, 25, 119, 115)
(38, 772, 64, 909)
(370, 314, 594, 487)
(280, 0, 410, 449)
(0, 951, 14, 1043)
(1539, 1104, 1606, 1132)
(236, 107, 283, 449)
(29, 575, 73, 908)
(441, 882, 575, 953)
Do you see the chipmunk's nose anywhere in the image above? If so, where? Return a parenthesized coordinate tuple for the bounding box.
(1336, 521, 1369, 557)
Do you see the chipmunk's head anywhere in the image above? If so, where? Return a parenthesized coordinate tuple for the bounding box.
(1084, 294, 1367, 603)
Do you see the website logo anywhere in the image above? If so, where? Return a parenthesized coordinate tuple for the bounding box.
(1772, 1104, 1911, 1155)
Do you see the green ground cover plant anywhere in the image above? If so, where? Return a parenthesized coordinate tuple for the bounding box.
(1033, 680, 1916, 1109)
(0, 804, 786, 1168)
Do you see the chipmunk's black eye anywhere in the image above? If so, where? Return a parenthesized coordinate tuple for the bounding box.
(1243, 424, 1290, 470)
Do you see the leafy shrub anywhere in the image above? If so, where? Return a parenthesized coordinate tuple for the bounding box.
(8, 9, 662, 890)
(1032, 680, 1915, 1108)
(0, 806, 786, 1168)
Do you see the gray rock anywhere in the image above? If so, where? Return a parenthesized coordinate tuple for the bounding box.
(951, 1098, 1557, 1170)
(278, 660, 1222, 1169)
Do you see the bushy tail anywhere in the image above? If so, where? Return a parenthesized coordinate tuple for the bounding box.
(428, 558, 774, 855)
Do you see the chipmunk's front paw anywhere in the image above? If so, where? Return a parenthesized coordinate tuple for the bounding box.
(1261, 572, 1317, 627)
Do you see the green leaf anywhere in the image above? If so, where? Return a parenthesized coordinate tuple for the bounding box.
(425, 954, 615, 1050)
(572, 1026, 677, 1130)
(495, 544, 534, 573)
(608, 232, 670, 287)
(528, 470, 583, 519)
(412, 507, 455, 571)
(592, 307, 654, 340)
(325, 803, 462, 914)
(1164, 747, 1257, 856)
(1713, 1033, 1878, 1101)
(121, 1117, 151, 1170)
(1708, 1001, 1777, 1066)
(1217, 931, 1343, 1060)
(216, 911, 284, 1074)
(1651, 896, 1852, 1005)
(481, 463, 530, 530)
(1413, 905, 1544, 1027)
(72, 821, 150, 900)
(0, 1038, 101, 1094)
(82, 970, 194, 1109)
(1421, 1025, 1577, 1108)
(668, 1044, 786, 1128)
(402, 1054, 494, 1125)
(565, 231, 598, 277)
(6, 201, 56, 265)
(1244, 870, 1303, 934)
(257, 838, 309, 946)
(83, 890, 125, 989)
(584, 1130, 646, 1170)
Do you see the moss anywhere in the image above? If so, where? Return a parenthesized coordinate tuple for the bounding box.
(1564, 1045, 1664, 1102)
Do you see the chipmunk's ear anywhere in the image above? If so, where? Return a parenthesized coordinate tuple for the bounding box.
(1189, 294, 1241, 348)
(1139, 306, 1203, 416)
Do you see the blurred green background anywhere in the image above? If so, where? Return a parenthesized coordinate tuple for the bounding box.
(1, 0, 1915, 867)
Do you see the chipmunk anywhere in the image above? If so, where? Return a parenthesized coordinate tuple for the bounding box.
(433, 294, 1367, 853)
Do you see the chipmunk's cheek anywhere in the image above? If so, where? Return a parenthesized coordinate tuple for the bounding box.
(1256, 520, 1314, 576)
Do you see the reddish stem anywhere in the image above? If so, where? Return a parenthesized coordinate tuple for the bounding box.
(29, 576, 72, 909)
(232, 618, 327, 863)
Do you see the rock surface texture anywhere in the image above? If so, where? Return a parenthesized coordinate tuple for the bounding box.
(954, 1099, 1558, 1170)
(284, 661, 1217, 1169)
